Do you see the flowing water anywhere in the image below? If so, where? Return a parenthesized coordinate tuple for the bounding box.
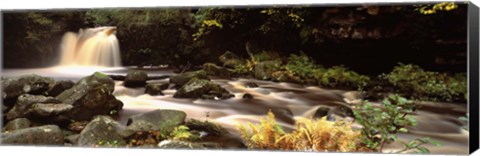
(1, 67, 469, 155)
(59, 27, 121, 67)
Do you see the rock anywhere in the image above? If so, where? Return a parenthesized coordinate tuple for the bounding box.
(145, 83, 169, 96)
(65, 134, 79, 145)
(124, 70, 148, 88)
(3, 118, 31, 131)
(169, 70, 209, 86)
(313, 106, 331, 119)
(271, 108, 295, 124)
(146, 75, 171, 81)
(6, 94, 61, 121)
(158, 140, 221, 149)
(203, 63, 234, 77)
(55, 72, 123, 121)
(46, 80, 75, 97)
(30, 103, 74, 123)
(126, 109, 186, 133)
(332, 104, 354, 118)
(67, 121, 89, 133)
(185, 119, 229, 136)
(77, 116, 126, 147)
(219, 51, 240, 64)
(108, 75, 126, 81)
(1, 125, 64, 145)
(244, 82, 259, 88)
(254, 61, 281, 80)
(173, 78, 233, 99)
(2, 74, 55, 99)
(242, 93, 253, 99)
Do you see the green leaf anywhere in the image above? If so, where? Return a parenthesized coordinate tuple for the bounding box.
(399, 128, 408, 133)
(417, 147, 430, 153)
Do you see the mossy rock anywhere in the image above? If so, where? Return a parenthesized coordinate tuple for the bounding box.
(169, 70, 209, 86)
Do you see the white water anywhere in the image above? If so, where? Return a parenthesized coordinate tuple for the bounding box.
(59, 27, 121, 67)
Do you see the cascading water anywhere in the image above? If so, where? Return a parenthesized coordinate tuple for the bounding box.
(59, 26, 121, 67)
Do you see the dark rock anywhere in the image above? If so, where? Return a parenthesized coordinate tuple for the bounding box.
(169, 70, 209, 86)
(55, 72, 123, 121)
(145, 83, 169, 96)
(46, 80, 75, 97)
(174, 78, 233, 99)
(203, 63, 235, 77)
(3, 118, 31, 131)
(254, 61, 281, 80)
(158, 140, 220, 149)
(2, 74, 55, 99)
(244, 82, 259, 88)
(6, 94, 61, 121)
(219, 51, 245, 68)
(124, 70, 148, 88)
(67, 121, 89, 133)
(332, 104, 354, 118)
(271, 108, 295, 124)
(1, 125, 64, 145)
(313, 106, 331, 119)
(30, 103, 74, 123)
(65, 134, 79, 145)
(126, 109, 186, 133)
(146, 75, 171, 81)
(77, 116, 126, 147)
(108, 75, 126, 81)
(185, 119, 229, 136)
(242, 93, 253, 99)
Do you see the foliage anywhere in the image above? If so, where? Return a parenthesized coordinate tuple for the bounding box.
(379, 64, 467, 102)
(284, 53, 322, 82)
(415, 2, 458, 15)
(353, 94, 441, 153)
(238, 111, 361, 152)
(319, 66, 370, 90)
(170, 125, 199, 141)
(126, 125, 199, 147)
(96, 140, 122, 147)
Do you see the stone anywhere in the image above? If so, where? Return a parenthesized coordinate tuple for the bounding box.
(254, 61, 281, 80)
(332, 104, 354, 118)
(145, 83, 169, 96)
(185, 119, 229, 136)
(244, 82, 259, 88)
(313, 106, 331, 119)
(65, 134, 79, 145)
(124, 70, 148, 88)
(3, 118, 31, 131)
(2, 74, 55, 99)
(67, 121, 90, 133)
(218, 51, 245, 68)
(157, 140, 221, 149)
(77, 116, 126, 147)
(203, 63, 234, 77)
(126, 109, 186, 133)
(173, 78, 212, 98)
(1, 125, 64, 145)
(30, 103, 74, 123)
(46, 80, 75, 97)
(242, 93, 253, 99)
(169, 70, 209, 86)
(6, 94, 61, 121)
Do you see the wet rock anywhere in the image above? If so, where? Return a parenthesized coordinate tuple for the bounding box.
(332, 104, 354, 118)
(77, 116, 126, 147)
(254, 61, 281, 80)
(146, 75, 171, 81)
(169, 70, 209, 86)
(145, 83, 169, 96)
(124, 70, 148, 88)
(6, 94, 61, 121)
(56, 72, 123, 121)
(3, 118, 31, 132)
(244, 82, 259, 88)
(158, 140, 220, 149)
(2, 74, 55, 99)
(203, 63, 235, 77)
(174, 78, 233, 99)
(219, 51, 244, 68)
(30, 103, 74, 123)
(108, 75, 126, 81)
(46, 80, 75, 97)
(242, 93, 253, 99)
(313, 106, 331, 119)
(271, 108, 295, 124)
(185, 119, 229, 136)
(1, 125, 64, 145)
(126, 109, 186, 133)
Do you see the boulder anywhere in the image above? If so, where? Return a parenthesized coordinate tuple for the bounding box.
(3, 118, 31, 132)
(124, 70, 148, 88)
(219, 51, 245, 68)
(185, 119, 229, 136)
(158, 140, 221, 149)
(244, 82, 259, 88)
(1, 125, 64, 145)
(2, 74, 55, 99)
(169, 70, 209, 86)
(313, 106, 331, 119)
(203, 63, 235, 77)
(126, 109, 186, 133)
(46, 80, 75, 97)
(145, 83, 169, 96)
(254, 61, 281, 80)
(6, 94, 61, 121)
(173, 78, 233, 99)
(242, 93, 253, 99)
(77, 116, 126, 147)
(332, 104, 354, 118)
(67, 121, 89, 133)
(55, 72, 123, 121)
(30, 103, 74, 123)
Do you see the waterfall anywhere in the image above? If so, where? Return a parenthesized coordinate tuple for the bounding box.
(59, 26, 121, 67)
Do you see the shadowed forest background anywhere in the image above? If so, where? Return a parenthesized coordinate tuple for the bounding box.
(3, 4, 467, 75)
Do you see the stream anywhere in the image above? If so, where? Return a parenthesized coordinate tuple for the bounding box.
(1, 66, 469, 155)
